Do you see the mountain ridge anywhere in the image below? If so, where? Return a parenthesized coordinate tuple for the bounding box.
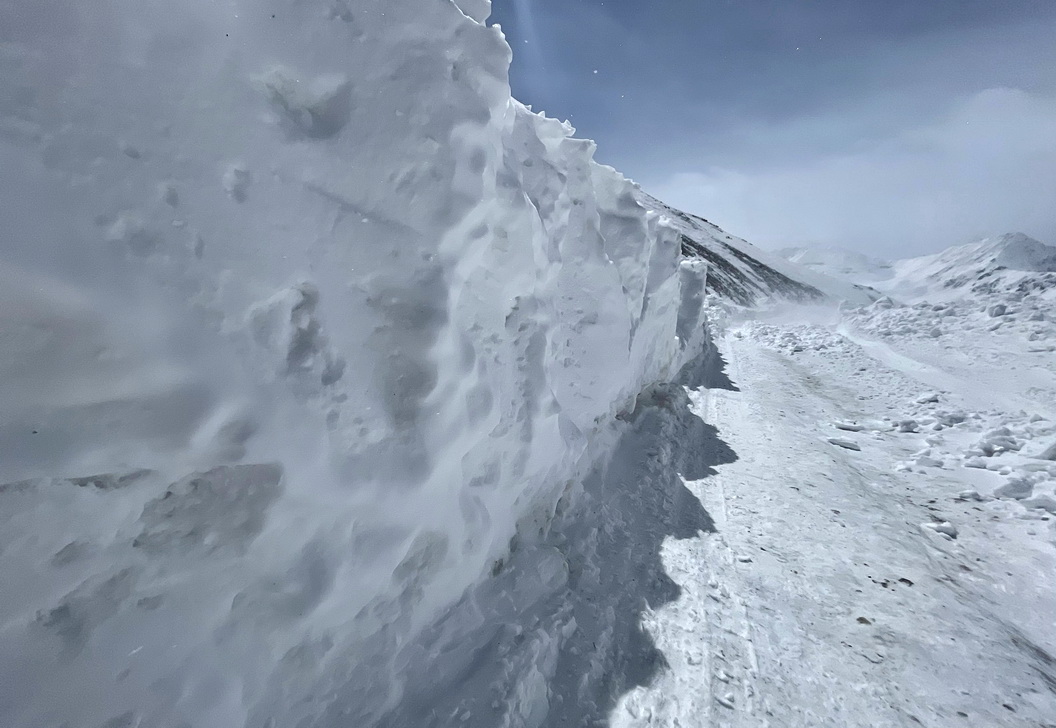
(638, 192, 880, 307)
(777, 233, 1056, 302)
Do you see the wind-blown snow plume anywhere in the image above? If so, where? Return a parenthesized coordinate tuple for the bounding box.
(0, 1, 708, 726)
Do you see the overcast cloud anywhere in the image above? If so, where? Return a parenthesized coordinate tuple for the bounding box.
(490, 0, 1056, 258)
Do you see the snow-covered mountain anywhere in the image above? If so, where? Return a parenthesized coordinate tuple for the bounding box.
(779, 233, 1056, 303)
(882, 232, 1056, 301)
(641, 194, 880, 307)
(777, 245, 894, 285)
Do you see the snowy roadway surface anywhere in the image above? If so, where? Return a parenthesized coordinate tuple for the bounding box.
(613, 307, 1056, 727)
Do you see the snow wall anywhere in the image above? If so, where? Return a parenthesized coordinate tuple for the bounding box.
(0, 1, 710, 725)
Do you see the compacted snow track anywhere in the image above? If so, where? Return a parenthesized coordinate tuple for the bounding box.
(614, 314, 1056, 728)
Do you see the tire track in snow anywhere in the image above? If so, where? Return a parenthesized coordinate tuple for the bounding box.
(694, 366, 763, 727)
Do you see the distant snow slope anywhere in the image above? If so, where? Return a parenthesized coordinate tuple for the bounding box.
(0, 2, 721, 726)
(881, 233, 1056, 302)
(640, 194, 880, 307)
(777, 245, 894, 285)
(780, 234, 1056, 304)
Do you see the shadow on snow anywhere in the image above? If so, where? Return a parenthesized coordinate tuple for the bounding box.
(380, 333, 739, 727)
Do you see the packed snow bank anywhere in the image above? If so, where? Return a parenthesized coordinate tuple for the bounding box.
(0, 2, 709, 726)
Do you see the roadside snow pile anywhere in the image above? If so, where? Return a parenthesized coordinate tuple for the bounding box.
(0, 2, 711, 727)
(843, 294, 1056, 347)
(740, 322, 846, 354)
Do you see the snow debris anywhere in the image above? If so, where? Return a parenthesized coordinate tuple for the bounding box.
(994, 477, 1034, 500)
(828, 437, 862, 451)
(1035, 440, 1056, 460)
(1022, 494, 1056, 513)
(716, 694, 736, 709)
(970, 427, 1023, 456)
(910, 448, 943, 468)
(922, 520, 958, 539)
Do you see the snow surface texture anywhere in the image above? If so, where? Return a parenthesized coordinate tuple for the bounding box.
(776, 234, 1056, 527)
(0, 2, 727, 726)
(610, 272, 1056, 725)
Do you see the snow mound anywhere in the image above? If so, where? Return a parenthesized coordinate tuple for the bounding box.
(0, 2, 711, 726)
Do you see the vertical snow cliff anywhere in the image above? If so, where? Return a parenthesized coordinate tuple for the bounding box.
(0, 1, 708, 725)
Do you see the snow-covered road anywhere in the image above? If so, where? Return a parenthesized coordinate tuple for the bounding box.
(614, 314, 1056, 727)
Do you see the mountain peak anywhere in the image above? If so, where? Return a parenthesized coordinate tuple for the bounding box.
(986, 232, 1056, 272)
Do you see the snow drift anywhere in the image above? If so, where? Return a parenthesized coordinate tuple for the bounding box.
(0, 1, 715, 726)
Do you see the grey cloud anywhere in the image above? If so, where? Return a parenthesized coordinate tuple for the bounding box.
(650, 88, 1056, 258)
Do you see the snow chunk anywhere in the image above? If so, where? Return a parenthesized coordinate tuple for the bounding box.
(1034, 440, 1056, 461)
(993, 477, 1034, 500)
(1022, 494, 1056, 513)
(828, 437, 862, 451)
(922, 520, 958, 539)
(972, 427, 1023, 456)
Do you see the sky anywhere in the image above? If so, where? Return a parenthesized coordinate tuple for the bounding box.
(489, 0, 1056, 258)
